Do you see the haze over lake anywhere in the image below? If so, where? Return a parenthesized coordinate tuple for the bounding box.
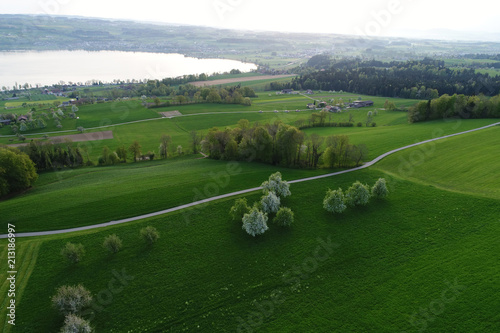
(0, 50, 257, 88)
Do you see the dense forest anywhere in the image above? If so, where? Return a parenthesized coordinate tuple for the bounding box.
(274, 58, 500, 98)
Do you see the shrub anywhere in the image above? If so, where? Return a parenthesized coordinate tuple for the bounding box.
(357, 122, 363, 127)
(371, 122, 377, 127)
(260, 191, 281, 214)
(60, 314, 92, 333)
(103, 234, 122, 253)
(345, 181, 371, 207)
(61, 242, 85, 264)
(273, 207, 294, 226)
(229, 198, 250, 221)
(140, 226, 160, 245)
(372, 178, 389, 199)
(261, 172, 291, 198)
(242, 207, 269, 237)
(52, 285, 92, 315)
(323, 188, 347, 214)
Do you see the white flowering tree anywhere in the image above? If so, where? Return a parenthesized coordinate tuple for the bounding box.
(60, 314, 92, 333)
(52, 284, 92, 315)
(372, 178, 389, 199)
(323, 188, 347, 213)
(345, 181, 371, 207)
(260, 191, 281, 214)
(261, 172, 291, 198)
(242, 207, 269, 237)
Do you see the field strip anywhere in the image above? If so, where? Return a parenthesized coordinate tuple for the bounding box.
(8, 131, 114, 147)
(0, 122, 498, 239)
(0, 241, 41, 332)
(0, 109, 311, 139)
(189, 74, 296, 87)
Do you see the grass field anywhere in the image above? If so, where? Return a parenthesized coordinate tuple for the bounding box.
(1, 90, 499, 332)
(1, 165, 499, 332)
(375, 126, 500, 199)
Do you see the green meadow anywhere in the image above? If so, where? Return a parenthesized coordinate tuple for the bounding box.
(0, 87, 499, 332)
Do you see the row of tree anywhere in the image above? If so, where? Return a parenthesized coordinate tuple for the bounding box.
(19, 140, 87, 171)
(276, 59, 500, 98)
(408, 93, 500, 123)
(202, 120, 368, 169)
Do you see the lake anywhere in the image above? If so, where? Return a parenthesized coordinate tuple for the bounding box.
(0, 50, 257, 88)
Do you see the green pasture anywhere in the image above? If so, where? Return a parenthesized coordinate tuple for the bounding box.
(375, 126, 500, 199)
(2, 166, 499, 332)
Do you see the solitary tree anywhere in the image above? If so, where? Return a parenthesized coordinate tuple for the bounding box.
(242, 207, 269, 237)
(103, 234, 122, 253)
(372, 178, 389, 199)
(323, 188, 347, 214)
(345, 181, 371, 207)
(159, 134, 172, 159)
(61, 242, 85, 264)
(128, 141, 142, 162)
(52, 284, 92, 315)
(60, 314, 92, 333)
(115, 145, 127, 163)
(273, 207, 294, 227)
(260, 191, 281, 214)
(261, 172, 291, 198)
(190, 130, 202, 155)
(229, 198, 250, 222)
(140, 226, 160, 245)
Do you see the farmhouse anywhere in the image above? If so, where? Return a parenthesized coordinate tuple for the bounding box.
(281, 89, 294, 94)
(325, 105, 342, 113)
(0, 119, 11, 125)
(307, 103, 316, 109)
(17, 116, 28, 122)
(350, 100, 374, 108)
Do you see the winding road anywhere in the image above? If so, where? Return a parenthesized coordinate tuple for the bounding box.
(1, 122, 498, 239)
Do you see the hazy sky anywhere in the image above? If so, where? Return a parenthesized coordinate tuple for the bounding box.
(2, 0, 500, 38)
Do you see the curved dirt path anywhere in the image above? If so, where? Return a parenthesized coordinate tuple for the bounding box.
(1, 122, 498, 239)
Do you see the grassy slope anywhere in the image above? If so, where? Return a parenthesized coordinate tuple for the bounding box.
(0, 156, 332, 232)
(3, 169, 499, 332)
(374, 126, 500, 199)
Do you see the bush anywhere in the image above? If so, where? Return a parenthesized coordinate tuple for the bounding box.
(242, 207, 269, 237)
(61, 242, 85, 264)
(323, 188, 347, 213)
(260, 191, 281, 214)
(140, 226, 160, 245)
(60, 314, 93, 333)
(273, 207, 294, 227)
(229, 198, 250, 221)
(52, 285, 92, 315)
(345, 181, 371, 207)
(103, 234, 122, 253)
(372, 178, 389, 199)
(357, 122, 363, 127)
(261, 172, 291, 198)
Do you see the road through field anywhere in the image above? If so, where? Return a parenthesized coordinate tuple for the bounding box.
(1, 122, 498, 239)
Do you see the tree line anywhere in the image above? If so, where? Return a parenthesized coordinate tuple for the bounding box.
(98, 82, 256, 107)
(408, 93, 500, 123)
(202, 119, 368, 169)
(274, 59, 500, 98)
